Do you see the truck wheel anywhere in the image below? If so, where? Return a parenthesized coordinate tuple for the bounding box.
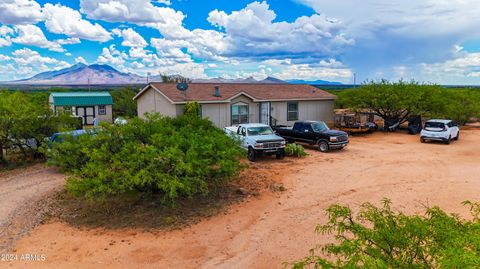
(420, 137, 426, 143)
(276, 149, 285, 159)
(445, 136, 451, 145)
(318, 141, 329, 152)
(454, 132, 459, 141)
(248, 148, 257, 162)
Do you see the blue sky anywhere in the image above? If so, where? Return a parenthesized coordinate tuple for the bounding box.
(1, 0, 480, 84)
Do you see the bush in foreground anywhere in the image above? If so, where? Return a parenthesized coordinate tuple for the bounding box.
(47, 115, 244, 205)
(285, 143, 307, 157)
(289, 199, 480, 268)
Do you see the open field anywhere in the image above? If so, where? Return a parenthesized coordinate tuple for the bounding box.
(3, 130, 480, 268)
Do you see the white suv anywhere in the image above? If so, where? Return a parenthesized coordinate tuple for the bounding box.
(420, 119, 459, 144)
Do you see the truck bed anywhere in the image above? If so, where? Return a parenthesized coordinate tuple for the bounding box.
(224, 126, 239, 135)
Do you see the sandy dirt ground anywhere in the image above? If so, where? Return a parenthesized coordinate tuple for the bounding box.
(4, 130, 480, 269)
(0, 164, 65, 252)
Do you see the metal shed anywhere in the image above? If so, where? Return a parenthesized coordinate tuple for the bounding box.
(49, 92, 113, 125)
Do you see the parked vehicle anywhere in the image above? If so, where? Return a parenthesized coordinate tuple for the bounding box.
(48, 129, 94, 148)
(224, 123, 286, 161)
(420, 119, 459, 144)
(274, 121, 349, 152)
(334, 111, 377, 134)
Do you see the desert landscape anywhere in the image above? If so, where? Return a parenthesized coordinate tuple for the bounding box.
(2, 129, 479, 269)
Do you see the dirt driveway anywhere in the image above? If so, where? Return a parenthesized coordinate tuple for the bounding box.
(0, 164, 65, 252)
(5, 130, 480, 268)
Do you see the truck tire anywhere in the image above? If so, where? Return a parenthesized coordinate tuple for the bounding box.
(318, 141, 329, 152)
(420, 137, 426, 143)
(445, 136, 451, 145)
(454, 132, 459, 140)
(248, 147, 257, 162)
(276, 149, 285, 159)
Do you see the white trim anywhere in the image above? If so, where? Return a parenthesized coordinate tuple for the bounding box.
(133, 84, 151, 100)
(226, 92, 257, 102)
(134, 84, 337, 104)
(171, 97, 336, 104)
(133, 84, 176, 104)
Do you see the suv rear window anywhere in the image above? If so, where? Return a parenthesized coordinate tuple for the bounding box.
(425, 122, 445, 129)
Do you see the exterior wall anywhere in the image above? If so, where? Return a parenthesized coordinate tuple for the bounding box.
(135, 88, 335, 128)
(271, 100, 335, 127)
(136, 87, 177, 119)
(229, 95, 258, 126)
(201, 103, 229, 128)
(54, 105, 113, 124)
(48, 94, 54, 111)
(95, 105, 113, 123)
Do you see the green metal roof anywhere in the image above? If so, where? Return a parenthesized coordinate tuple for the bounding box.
(51, 92, 113, 106)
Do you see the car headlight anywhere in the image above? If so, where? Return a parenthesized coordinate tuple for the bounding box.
(280, 140, 286, 146)
(330, 137, 338, 142)
(254, 143, 263, 148)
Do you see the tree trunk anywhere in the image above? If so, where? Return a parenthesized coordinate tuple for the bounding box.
(0, 142, 6, 165)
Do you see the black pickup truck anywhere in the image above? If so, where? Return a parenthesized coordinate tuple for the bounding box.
(274, 121, 349, 152)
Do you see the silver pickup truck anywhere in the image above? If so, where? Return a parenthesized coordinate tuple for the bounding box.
(224, 123, 286, 161)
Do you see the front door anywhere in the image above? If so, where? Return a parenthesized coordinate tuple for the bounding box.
(259, 102, 270, 125)
(76, 106, 95, 125)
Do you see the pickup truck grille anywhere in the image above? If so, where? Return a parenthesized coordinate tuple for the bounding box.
(263, 142, 282, 148)
(337, 135, 348, 142)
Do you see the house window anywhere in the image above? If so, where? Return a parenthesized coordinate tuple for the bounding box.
(231, 103, 249, 125)
(63, 106, 72, 114)
(98, 105, 107, 115)
(287, 102, 298, 121)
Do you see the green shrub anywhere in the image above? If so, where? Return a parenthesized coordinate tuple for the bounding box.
(110, 87, 138, 118)
(184, 102, 201, 117)
(0, 91, 78, 164)
(285, 143, 307, 157)
(288, 199, 480, 268)
(334, 81, 480, 125)
(47, 115, 245, 205)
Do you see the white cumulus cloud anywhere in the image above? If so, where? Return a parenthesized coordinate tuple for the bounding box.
(43, 3, 111, 42)
(112, 28, 147, 47)
(0, 0, 44, 25)
(12, 24, 64, 52)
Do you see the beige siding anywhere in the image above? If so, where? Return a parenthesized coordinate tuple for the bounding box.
(135, 87, 335, 128)
(201, 103, 229, 128)
(230, 94, 258, 125)
(136, 87, 176, 118)
(95, 105, 113, 123)
(271, 100, 335, 126)
(137, 88, 155, 118)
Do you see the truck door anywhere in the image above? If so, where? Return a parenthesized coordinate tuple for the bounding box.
(239, 127, 248, 147)
(293, 123, 311, 143)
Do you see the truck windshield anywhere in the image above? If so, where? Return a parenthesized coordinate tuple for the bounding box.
(247, 126, 274, 136)
(311, 122, 329, 132)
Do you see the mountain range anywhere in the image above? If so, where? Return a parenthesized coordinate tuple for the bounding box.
(1, 63, 341, 85)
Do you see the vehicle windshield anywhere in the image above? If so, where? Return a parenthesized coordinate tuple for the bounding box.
(425, 122, 445, 129)
(247, 126, 274, 136)
(311, 122, 329, 132)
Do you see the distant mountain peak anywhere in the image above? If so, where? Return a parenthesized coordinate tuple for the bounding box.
(6, 63, 144, 85)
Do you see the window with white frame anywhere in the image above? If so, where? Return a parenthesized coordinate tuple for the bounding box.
(287, 102, 298, 121)
(98, 105, 107, 115)
(231, 102, 249, 125)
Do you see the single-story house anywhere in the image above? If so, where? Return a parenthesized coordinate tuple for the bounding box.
(49, 92, 113, 125)
(133, 83, 337, 128)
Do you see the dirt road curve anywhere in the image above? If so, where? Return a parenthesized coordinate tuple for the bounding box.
(5, 130, 480, 269)
(0, 165, 65, 251)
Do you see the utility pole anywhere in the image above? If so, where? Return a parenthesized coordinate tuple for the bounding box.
(147, 72, 151, 84)
(353, 73, 357, 88)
